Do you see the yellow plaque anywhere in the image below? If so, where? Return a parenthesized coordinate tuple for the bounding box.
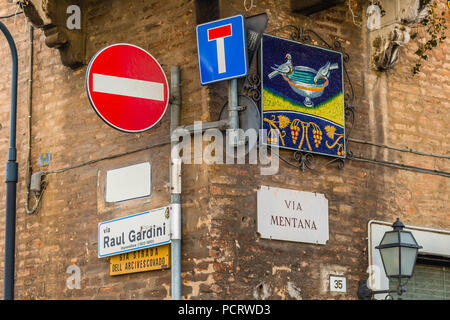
(109, 244, 170, 276)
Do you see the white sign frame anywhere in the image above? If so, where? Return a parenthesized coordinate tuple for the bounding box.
(106, 162, 151, 202)
(98, 206, 170, 258)
(257, 186, 329, 245)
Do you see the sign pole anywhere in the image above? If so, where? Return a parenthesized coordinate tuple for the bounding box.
(170, 66, 182, 300)
(0, 21, 19, 301)
(228, 78, 242, 147)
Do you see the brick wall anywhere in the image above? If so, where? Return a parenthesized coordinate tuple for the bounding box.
(0, 0, 448, 300)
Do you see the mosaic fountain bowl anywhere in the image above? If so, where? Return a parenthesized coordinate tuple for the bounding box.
(282, 66, 329, 107)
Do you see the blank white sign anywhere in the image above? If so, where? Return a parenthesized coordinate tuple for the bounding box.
(106, 162, 151, 202)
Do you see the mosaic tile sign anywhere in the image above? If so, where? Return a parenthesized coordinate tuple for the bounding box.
(261, 34, 345, 158)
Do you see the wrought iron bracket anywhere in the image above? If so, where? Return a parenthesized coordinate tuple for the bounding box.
(357, 279, 406, 300)
(241, 71, 262, 104)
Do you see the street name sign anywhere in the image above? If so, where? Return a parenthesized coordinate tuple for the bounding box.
(110, 244, 170, 276)
(196, 14, 248, 85)
(98, 206, 170, 258)
(86, 43, 169, 133)
(257, 186, 329, 245)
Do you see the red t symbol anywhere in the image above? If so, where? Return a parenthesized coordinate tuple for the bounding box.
(207, 24, 232, 74)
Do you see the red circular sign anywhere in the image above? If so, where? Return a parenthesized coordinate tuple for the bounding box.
(86, 43, 169, 133)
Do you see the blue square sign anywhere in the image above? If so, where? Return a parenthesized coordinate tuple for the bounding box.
(196, 14, 248, 85)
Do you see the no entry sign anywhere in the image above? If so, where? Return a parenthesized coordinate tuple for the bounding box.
(86, 43, 169, 133)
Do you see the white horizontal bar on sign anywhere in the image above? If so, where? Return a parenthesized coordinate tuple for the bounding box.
(93, 73, 164, 101)
(106, 162, 151, 202)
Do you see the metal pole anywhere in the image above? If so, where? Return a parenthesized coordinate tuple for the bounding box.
(25, 25, 35, 215)
(227, 79, 241, 147)
(170, 66, 182, 300)
(0, 21, 19, 300)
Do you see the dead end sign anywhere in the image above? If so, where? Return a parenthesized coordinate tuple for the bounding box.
(86, 43, 169, 133)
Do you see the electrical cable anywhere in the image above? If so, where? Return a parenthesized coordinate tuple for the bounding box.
(273, 146, 450, 178)
(44, 140, 171, 176)
(346, 154, 450, 178)
(0, 11, 23, 20)
(348, 138, 450, 160)
(26, 181, 47, 215)
(26, 139, 170, 214)
(0, 0, 28, 20)
(25, 24, 36, 214)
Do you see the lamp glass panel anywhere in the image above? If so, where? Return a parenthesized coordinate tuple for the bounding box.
(380, 247, 399, 277)
(400, 247, 418, 277)
(380, 231, 399, 245)
(400, 231, 417, 246)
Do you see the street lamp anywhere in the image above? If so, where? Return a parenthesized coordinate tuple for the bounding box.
(358, 218, 422, 300)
